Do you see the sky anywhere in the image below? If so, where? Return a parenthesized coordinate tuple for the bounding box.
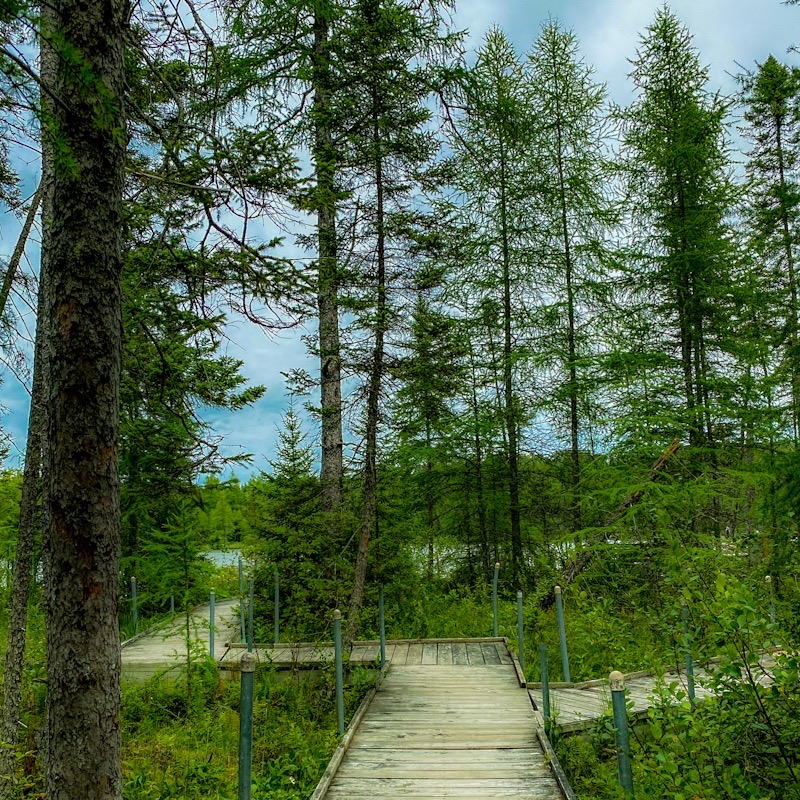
(0, 0, 797, 479)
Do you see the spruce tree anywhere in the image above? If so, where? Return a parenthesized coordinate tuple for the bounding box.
(615, 7, 737, 455)
(740, 56, 800, 440)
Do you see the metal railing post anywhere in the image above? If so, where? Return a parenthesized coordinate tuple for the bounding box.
(209, 590, 216, 659)
(131, 576, 138, 636)
(170, 593, 174, 615)
(238, 651, 256, 800)
(554, 585, 571, 682)
(247, 577, 254, 653)
(681, 605, 695, 700)
(334, 609, 344, 736)
(766, 575, 776, 644)
(492, 562, 500, 637)
(379, 585, 386, 669)
(539, 643, 551, 724)
(516, 590, 525, 676)
(610, 671, 634, 795)
(273, 568, 280, 645)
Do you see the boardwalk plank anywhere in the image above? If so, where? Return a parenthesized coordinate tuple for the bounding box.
(466, 643, 485, 665)
(438, 643, 453, 665)
(421, 643, 439, 665)
(452, 643, 468, 665)
(482, 643, 502, 664)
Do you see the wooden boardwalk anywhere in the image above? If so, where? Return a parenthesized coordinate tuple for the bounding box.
(527, 654, 777, 734)
(121, 598, 240, 681)
(312, 655, 573, 800)
(219, 637, 515, 671)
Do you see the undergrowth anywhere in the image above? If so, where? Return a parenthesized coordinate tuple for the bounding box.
(121, 661, 376, 800)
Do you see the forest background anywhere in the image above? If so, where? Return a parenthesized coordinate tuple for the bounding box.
(0, 0, 800, 798)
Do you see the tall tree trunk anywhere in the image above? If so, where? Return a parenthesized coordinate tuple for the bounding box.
(40, 0, 126, 791)
(498, 138, 524, 588)
(553, 96, 582, 534)
(347, 104, 387, 641)
(468, 345, 489, 579)
(313, 5, 343, 512)
(0, 264, 46, 800)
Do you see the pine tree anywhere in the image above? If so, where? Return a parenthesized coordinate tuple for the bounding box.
(615, 8, 737, 455)
(740, 55, 800, 440)
(526, 20, 616, 534)
(445, 27, 536, 587)
(336, 0, 458, 636)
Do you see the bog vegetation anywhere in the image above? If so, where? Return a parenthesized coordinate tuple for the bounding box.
(0, 0, 800, 798)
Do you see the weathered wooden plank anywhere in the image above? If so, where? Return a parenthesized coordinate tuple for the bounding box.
(342, 748, 542, 763)
(451, 642, 468, 665)
(438, 643, 453, 665)
(406, 643, 424, 665)
(421, 643, 439, 665)
(466, 643, 485, 665)
(482, 643, 502, 665)
(498, 644, 513, 665)
(326, 777, 562, 798)
(393, 644, 410, 665)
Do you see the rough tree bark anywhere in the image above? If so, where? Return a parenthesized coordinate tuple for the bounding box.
(498, 136, 524, 589)
(39, 0, 127, 792)
(313, 3, 344, 513)
(347, 93, 387, 642)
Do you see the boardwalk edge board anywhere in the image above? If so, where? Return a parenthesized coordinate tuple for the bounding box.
(503, 637, 528, 688)
(309, 665, 390, 800)
(532, 709, 579, 800)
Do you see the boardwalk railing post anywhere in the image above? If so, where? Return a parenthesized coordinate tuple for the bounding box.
(516, 590, 525, 676)
(131, 576, 138, 636)
(238, 651, 256, 800)
(379, 585, 386, 669)
(610, 671, 634, 795)
(681, 605, 695, 701)
(210, 590, 216, 659)
(492, 562, 500, 637)
(247, 578, 254, 653)
(334, 609, 345, 736)
(539, 643, 551, 726)
(554, 585, 571, 682)
(274, 567, 280, 645)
